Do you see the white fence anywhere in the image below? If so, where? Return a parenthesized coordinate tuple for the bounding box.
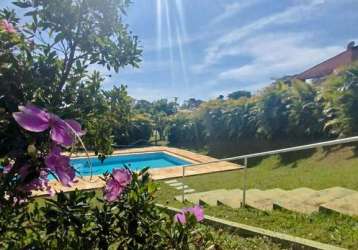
(180, 136, 358, 206)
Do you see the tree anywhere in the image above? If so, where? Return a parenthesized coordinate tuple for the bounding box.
(128, 114, 153, 144)
(0, 3, 214, 249)
(182, 98, 203, 110)
(167, 112, 205, 148)
(286, 80, 327, 140)
(217, 94, 225, 100)
(254, 83, 291, 140)
(133, 99, 152, 114)
(103, 85, 132, 145)
(151, 98, 177, 116)
(0, 0, 141, 155)
(227, 90, 251, 100)
(152, 112, 169, 141)
(321, 63, 358, 137)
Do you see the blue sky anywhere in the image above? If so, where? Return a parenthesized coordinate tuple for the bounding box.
(2, 0, 358, 101)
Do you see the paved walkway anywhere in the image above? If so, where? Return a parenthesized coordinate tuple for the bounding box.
(164, 179, 196, 194)
(176, 186, 358, 217)
(34, 146, 242, 196)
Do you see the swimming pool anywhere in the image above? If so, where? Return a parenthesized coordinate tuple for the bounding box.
(70, 152, 191, 177)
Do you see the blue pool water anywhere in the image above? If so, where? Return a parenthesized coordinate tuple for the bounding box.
(69, 152, 191, 177)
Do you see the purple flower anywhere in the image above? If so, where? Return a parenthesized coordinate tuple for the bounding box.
(104, 168, 132, 202)
(112, 168, 132, 186)
(45, 146, 76, 187)
(3, 163, 13, 174)
(12, 104, 85, 147)
(174, 212, 186, 224)
(104, 179, 124, 202)
(17, 165, 53, 195)
(25, 170, 51, 193)
(186, 205, 204, 222)
(13, 104, 50, 132)
(0, 19, 16, 33)
(18, 164, 31, 180)
(174, 205, 205, 224)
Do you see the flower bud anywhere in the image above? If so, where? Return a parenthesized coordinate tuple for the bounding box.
(27, 144, 37, 157)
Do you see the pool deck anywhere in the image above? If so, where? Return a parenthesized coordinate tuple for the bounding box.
(33, 146, 243, 196)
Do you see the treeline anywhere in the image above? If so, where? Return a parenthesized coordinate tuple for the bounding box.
(167, 63, 358, 157)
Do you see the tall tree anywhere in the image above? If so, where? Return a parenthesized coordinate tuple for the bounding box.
(0, 0, 141, 155)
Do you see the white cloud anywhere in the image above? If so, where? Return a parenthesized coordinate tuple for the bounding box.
(209, 0, 259, 25)
(192, 1, 326, 73)
(217, 33, 342, 83)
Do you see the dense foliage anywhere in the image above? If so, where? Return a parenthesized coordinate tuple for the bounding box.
(133, 98, 179, 142)
(0, 0, 147, 156)
(167, 65, 358, 156)
(1, 0, 357, 248)
(1, 165, 211, 249)
(0, 2, 212, 249)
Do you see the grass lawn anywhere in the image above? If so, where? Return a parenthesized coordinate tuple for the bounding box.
(184, 146, 358, 191)
(190, 224, 288, 250)
(155, 146, 358, 249)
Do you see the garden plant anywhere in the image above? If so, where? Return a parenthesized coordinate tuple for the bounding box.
(0, 1, 214, 249)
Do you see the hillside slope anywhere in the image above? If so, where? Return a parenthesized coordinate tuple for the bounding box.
(182, 145, 358, 191)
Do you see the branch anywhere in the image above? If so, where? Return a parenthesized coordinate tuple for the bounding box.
(58, 39, 77, 91)
(73, 52, 90, 61)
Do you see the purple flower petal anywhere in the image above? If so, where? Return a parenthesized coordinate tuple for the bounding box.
(188, 205, 204, 222)
(174, 212, 186, 224)
(112, 168, 132, 186)
(18, 164, 31, 180)
(179, 205, 205, 223)
(65, 119, 86, 136)
(45, 147, 75, 187)
(3, 163, 13, 174)
(12, 104, 83, 148)
(15, 166, 51, 195)
(12, 104, 49, 132)
(55, 160, 75, 187)
(103, 168, 132, 202)
(49, 115, 74, 146)
(44, 153, 57, 171)
(104, 179, 123, 202)
(50, 144, 62, 155)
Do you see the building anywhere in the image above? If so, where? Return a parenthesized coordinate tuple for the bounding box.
(296, 41, 358, 82)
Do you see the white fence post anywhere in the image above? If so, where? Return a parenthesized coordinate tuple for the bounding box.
(242, 157, 248, 207)
(181, 165, 185, 202)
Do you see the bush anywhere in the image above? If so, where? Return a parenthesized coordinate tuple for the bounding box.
(167, 113, 205, 149)
(128, 114, 153, 144)
(166, 75, 358, 157)
(0, 168, 210, 249)
(0, 105, 209, 249)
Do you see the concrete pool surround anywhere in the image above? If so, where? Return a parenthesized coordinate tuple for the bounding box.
(33, 146, 241, 196)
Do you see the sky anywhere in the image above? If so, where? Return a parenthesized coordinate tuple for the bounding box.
(1, 0, 358, 102)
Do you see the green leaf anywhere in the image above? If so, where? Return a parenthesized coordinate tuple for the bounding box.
(12, 1, 32, 8)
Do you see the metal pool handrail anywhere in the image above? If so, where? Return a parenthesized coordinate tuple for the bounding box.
(180, 135, 358, 206)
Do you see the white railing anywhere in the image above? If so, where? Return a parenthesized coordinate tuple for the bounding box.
(180, 136, 358, 206)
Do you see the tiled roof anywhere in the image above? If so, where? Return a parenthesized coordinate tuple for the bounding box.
(296, 42, 358, 80)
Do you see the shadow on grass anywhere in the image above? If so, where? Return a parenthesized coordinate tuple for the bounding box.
(277, 148, 317, 168)
(231, 148, 317, 169)
(316, 142, 358, 161)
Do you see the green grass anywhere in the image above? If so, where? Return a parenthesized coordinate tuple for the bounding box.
(155, 146, 358, 249)
(192, 224, 288, 250)
(183, 146, 358, 191)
